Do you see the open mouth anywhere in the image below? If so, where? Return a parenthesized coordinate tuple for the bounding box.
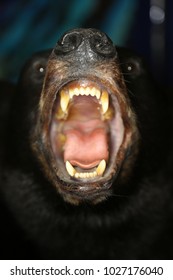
(50, 79, 125, 183)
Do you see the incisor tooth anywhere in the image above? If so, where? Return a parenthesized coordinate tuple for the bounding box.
(90, 88, 95, 96)
(80, 88, 85, 95)
(69, 89, 74, 99)
(74, 171, 98, 179)
(66, 161, 76, 177)
(60, 90, 70, 112)
(100, 90, 109, 114)
(95, 89, 101, 99)
(96, 160, 106, 176)
(74, 88, 80, 95)
(85, 87, 90, 95)
(74, 173, 79, 178)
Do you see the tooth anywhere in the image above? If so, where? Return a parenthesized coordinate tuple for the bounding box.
(74, 88, 79, 96)
(75, 173, 79, 178)
(66, 160, 106, 179)
(60, 90, 70, 112)
(95, 89, 101, 99)
(96, 160, 106, 176)
(80, 88, 85, 96)
(89, 172, 93, 178)
(100, 90, 109, 114)
(69, 89, 74, 99)
(66, 161, 76, 177)
(74, 171, 98, 179)
(85, 87, 90, 96)
(90, 88, 95, 97)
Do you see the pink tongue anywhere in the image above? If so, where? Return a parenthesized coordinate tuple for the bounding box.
(64, 124, 108, 169)
(63, 96, 109, 169)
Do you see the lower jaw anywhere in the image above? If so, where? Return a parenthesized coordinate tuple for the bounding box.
(59, 183, 112, 205)
(54, 170, 116, 205)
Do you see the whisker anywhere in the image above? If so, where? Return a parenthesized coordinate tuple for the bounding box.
(109, 193, 132, 199)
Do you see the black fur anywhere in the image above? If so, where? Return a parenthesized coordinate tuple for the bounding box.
(0, 41, 173, 259)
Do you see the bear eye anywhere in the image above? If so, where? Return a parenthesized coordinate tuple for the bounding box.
(126, 63, 134, 72)
(29, 59, 47, 84)
(124, 62, 137, 73)
(33, 61, 45, 73)
(39, 66, 44, 73)
(121, 59, 142, 78)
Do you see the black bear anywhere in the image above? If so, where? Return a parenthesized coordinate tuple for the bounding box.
(0, 28, 173, 259)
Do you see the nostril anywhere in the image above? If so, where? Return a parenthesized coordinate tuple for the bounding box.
(55, 31, 83, 55)
(90, 32, 116, 58)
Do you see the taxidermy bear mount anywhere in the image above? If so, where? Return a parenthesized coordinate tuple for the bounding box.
(0, 28, 173, 259)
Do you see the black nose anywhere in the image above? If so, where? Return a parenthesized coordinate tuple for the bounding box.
(55, 28, 116, 58)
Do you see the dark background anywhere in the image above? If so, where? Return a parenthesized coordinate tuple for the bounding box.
(0, 0, 172, 87)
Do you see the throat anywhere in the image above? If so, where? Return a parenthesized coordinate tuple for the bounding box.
(63, 96, 109, 169)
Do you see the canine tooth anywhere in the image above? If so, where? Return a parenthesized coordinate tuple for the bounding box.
(66, 161, 76, 177)
(101, 90, 109, 114)
(60, 90, 70, 112)
(96, 160, 106, 176)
